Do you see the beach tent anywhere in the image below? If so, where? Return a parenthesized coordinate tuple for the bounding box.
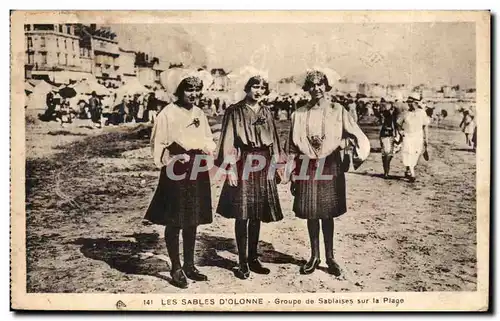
(25, 80, 35, 95)
(73, 79, 110, 96)
(26, 80, 58, 110)
(112, 78, 151, 106)
(118, 78, 150, 96)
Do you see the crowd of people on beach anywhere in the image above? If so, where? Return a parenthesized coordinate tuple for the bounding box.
(38, 90, 170, 128)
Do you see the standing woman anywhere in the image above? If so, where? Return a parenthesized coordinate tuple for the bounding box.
(88, 91, 102, 128)
(144, 73, 216, 289)
(215, 74, 284, 280)
(379, 100, 400, 178)
(285, 70, 370, 276)
(397, 94, 430, 182)
(459, 109, 476, 147)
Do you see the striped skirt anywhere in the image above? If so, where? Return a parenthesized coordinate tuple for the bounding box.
(144, 150, 213, 228)
(216, 148, 284, 223)
(292, 150, 347, 220)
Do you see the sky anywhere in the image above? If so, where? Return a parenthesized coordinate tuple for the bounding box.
(112, 22, 476, 89)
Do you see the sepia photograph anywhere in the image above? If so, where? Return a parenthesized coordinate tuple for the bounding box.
(10, 10, 490, 311)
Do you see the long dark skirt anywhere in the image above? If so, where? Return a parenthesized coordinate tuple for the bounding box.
(90, 107, 101, 123)
(144, 150, 213, 228)
(216, 148, 283, 223)
(292, 150, 347, 219)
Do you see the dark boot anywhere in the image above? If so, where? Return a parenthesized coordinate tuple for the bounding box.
(300, 257, 321, 275)
(300, 219, 320, 275)
(248, 259, 270, 274)
(183, 265, 208, 281)
(322, 218, 342, 276)
(165, 226, 188, 288)
(234, 263, 250, 280)
(326, 259, 342, 276)
(248, 220, 270, 275)
(170, 268, 188, 289)
(165, 226, 181, 271)
(182, 227, 207, 281)
(234, 219, 250, 279)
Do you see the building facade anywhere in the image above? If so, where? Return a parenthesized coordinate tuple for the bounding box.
(135, 52, 164, 88)
(335, 79, 358, 96)
(24, 24, 91, 83)
(24, 24, 124, 86)
(118, 48, 137, 84)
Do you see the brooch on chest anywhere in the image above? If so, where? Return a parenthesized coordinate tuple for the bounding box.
(186, 118, 200, 128)
(253, 115, 267, 126)
(308, 135, 325, 153)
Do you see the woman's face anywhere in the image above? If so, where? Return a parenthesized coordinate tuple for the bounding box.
(246, 81, 266, 101)
(182, 87, 202, 105)
(308, 79, 326, 100)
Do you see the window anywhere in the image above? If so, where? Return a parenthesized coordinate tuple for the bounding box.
(27, 37, 33, 49)
(64, 39, 67, 49)
(72, 40, 75, 51)
(40, 37, 46, 48)
(66, 25, 71, 34)
(28, 53, 34, 64)
(56, 38, 59, 48)
(40, 52, 47, 64)
(57, 53, 61, 64)
(59, 25, 63, 33)
(33, 24, 54, 31)
(24, 24, 31, 31)
(64, 54, 68, 65)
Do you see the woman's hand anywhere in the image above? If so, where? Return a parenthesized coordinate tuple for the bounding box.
(227, 165, 238, 187)
(276, 168, 288, 185)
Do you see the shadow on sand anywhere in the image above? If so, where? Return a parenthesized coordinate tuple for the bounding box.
(349, 171, 405, 180)
(451, 148, 476, 153)
(72, 232, 303, 288)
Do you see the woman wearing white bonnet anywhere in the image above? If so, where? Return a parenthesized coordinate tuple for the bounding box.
(144, 69, 216, 289)
(215, 67, 284, 280)
(285, 68, 370, 276)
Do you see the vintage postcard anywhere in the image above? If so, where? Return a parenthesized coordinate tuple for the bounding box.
(10, 10, 490, 311)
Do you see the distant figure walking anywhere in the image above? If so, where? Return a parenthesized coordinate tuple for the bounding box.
(397, 94, 430, 182)
(459, 109, 476, 148)
(379, 101, 399, 179)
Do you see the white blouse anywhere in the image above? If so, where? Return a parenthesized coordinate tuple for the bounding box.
(288, 98, 370, 160)
(151, 103, 216, 168)
(399, 108, 430, 135)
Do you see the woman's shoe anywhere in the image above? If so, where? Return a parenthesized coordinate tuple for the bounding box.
(170, 268, 189, 289)
(248, 259, 270, 275)
(234, 263, 250, 280)
(300, 257, 320, 275)
(183, 265, 208, 281)
(326, 259, 342, 276)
